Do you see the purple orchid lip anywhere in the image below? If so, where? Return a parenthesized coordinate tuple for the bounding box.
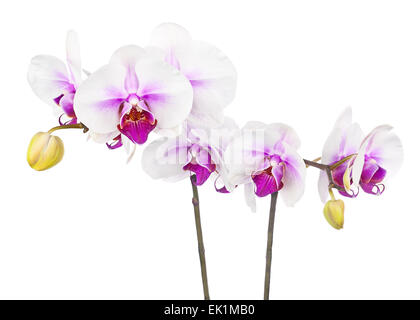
(252, 156, 285, 197)
(359, 156, 387, 195)
(183, 162, 216, 186)
(118, 104, 157, 145)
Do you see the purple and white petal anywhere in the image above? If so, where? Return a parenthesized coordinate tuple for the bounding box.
(135, 59, 193, 129)
(361, 125, 403, 177)
(74, 64, 127, 134)
(28, 55, 72, 108)
(279, 145, 306, 206)
(142, 136, 190, 181)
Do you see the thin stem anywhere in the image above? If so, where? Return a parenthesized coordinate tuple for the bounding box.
(190, 175, 210, 300)
(304, 158, 346, 192)
(264, 191, 279, 300)
(48, 123, 89, 134)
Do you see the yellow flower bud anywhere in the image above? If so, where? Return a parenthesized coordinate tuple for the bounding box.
(323, 199, 345, 230)
(27, 132, 64, 171)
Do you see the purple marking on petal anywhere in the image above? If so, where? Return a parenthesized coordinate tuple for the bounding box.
(53, 94, 64, 106)
(361, 158, 379, 183)
(96, 98, 126, 110)
(252, 168, 284, 198)
(183, 162, 215, 186)
(124, 67, 139, 93)
(59, 93, 76, 118)
(189, 79, 208, 88)
(165, 50, 181, 70)
(106, 135, 123, 150)
(118, 106, 157, 145)
(141, 92, 168, 104)
(272, 163, 285, 187)
(360, 182, 385, 195)
(339, 188, 360, 198)
(331, 162, 347, 188)
(370, 166, 387, 184)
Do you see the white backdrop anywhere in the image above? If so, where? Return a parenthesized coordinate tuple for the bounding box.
(1, 0, 419, 299)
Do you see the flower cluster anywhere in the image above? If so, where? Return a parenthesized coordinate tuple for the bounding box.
(27, 23, 403, 230)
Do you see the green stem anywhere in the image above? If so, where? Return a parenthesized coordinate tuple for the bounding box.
(264, 191, 279, 300)
(48, 123, 89, 134)
(190, 175, 210, 300)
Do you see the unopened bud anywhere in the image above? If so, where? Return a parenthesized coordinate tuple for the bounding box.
(27, 132, 64, 171)
(323, 199, 345, 230)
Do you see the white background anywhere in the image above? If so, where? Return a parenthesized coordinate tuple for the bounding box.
(0, 0, 419, 300)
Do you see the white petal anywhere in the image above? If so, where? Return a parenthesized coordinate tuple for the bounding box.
(110, 45, 148, 68)
(141, 136, 190, 180)
(266, 123, 301, 149)
(27, 55, 71, 107)
(66, 30, 82, 86)
(135, 59, 193, 129)
(321, 123, 363, 165)
(362, 125, 404, 177)
(318, 171, 329, 203)
(334, 106, 353, 130)
(149, 23, 192, 52)
(244, 182, 257, 213)
(74, 64, 127, 134)
(280, 145, 306, 206)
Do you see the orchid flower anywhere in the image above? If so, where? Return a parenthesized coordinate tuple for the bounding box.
(73, 45, 193, 153)
(28, 31, 82, 125)
(142, 118, 238, 186)
(351, 125, 403, 196)
(148, 23, 237, 128)
(318, 107, 403, 202)
(222, 122, 306, 212)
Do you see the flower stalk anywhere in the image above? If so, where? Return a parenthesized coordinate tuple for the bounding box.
(190, 175, 210, 300)
(264, 191, 279, 300)
(48, 123, 89, 134)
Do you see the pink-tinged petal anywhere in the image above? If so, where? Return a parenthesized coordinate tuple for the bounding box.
(279, 144, 306, 206)
(110, 45, 149, 93)
(74, 64, 128, 134)
(272, 163, 286, 187)
(182, 41, 237, 128)
(268, 123, 301, 150)
(318, 171, 330, 203)
(183, 162, 215, 186)
(361, 125, 403, 178)
(244, 183, 257, 212)
(135, 59, 193, 129)
(195, 148, 214, 171)
(66, 30, 82, 87)
(118, 102, 157, 145)
(28, 55, 73, 107)
(142, 137, 189, 181)
(321, 107, 363, 166)
(59, 93, 76, 118)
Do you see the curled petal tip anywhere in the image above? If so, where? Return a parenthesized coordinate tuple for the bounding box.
(27, 132, 64, 171)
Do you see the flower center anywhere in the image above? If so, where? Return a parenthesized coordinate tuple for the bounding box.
(117, 99, 157, 145)
(251, 155, 286, 197)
